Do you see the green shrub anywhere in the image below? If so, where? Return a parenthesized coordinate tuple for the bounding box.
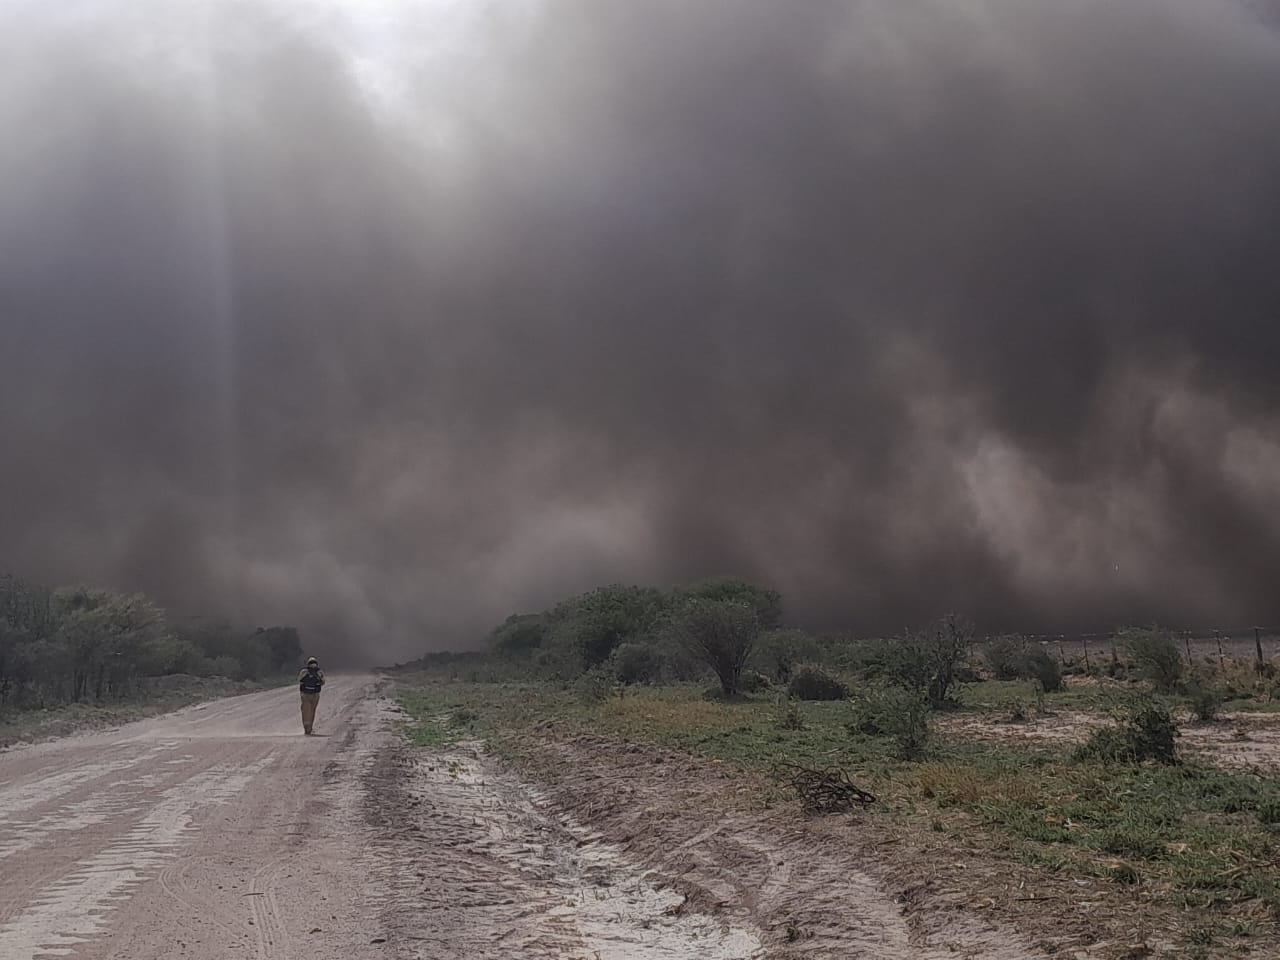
(753, 629, 823, 685)
(848, 688, 931, 760)
(983, 638, 1062, 692)
(984, 637, 1026, 680)
(1119, 627, 1183, 692)
(871, 615, 974, 707)
(1024, 649, 1064, 693)
(1076, 699, 1180, 764)
(609, 642, 663, 685)
(1185, 680, 1223, 722)
(490, 614, 547, 656)
(788, 665, 848, 701)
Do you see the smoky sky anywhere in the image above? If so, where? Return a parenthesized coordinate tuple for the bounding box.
(2, 0, 1280, 662)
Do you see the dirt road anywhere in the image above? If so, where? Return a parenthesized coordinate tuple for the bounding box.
(0, 675, 398, 960)
(0, 679, 769, 960)
(1, 680, 1071, 959)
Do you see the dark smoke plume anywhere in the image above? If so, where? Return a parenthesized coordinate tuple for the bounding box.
(2, 1, 1279, 661)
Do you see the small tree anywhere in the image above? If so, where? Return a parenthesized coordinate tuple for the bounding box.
(548, 585, 668, 668)
(676, 578, 782, 630)
(1119, 627, 1182, 692)
(1024, 649, 1064, 694)
(670, 599, 760, 697)
(875, 615, 975, 708)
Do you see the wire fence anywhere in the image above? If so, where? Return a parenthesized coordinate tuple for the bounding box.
(995, 627, 1280, 670)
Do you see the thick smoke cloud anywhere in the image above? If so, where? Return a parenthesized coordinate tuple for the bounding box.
(2, 0, 1279, 661)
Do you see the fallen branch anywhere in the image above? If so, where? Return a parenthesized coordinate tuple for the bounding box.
(776, 762, 876, 814)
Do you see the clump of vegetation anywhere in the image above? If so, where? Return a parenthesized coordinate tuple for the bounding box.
(787, 665, 847, 701)
(447, 708, 479, 728)
(1185, 679, 1223, 722)
(753, 629, 823, 685)
(871, 614, 974, 707)
(984, 636, 1028, 680)
(1, 575, 303, 717)
(484, 577, 782, 692)
(1119, 626, 1183, 692)
(1255, 800, 1280, 825)
(489, 613, 548, 658)
(668, 597, 762, 698)
(1022, 649, 1064, 693)
(1076, 698, 1180, 764)
(609, 642, 663, 685)
(849, 687, 931, 759)
(548, 584, 671, 669)
(982, 637, 1063, 692)
(775, 697, 806, 730)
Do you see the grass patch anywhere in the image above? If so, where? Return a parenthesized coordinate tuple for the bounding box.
(394, 675, 1280, 922)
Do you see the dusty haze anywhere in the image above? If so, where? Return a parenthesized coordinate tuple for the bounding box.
(2, 0, 1279, 662)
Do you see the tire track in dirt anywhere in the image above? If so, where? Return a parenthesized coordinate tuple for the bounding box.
(363, 742, 765, 958)
(0, 758, 274, 959)
(156, 858, 257, 949)
(523, 734, 1064, 959)
(248, 861, 294, 959)
(0, 676, 402, 960)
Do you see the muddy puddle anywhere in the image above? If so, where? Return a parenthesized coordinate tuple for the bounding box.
(364, 743, 763, 959)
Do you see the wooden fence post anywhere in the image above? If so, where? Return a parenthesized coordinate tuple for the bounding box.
(1257, 627, 1266, 676)
(1216, 631, 1226, 673)
(1081, 636, 1090, 673)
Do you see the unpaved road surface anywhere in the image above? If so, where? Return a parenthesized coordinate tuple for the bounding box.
(0, 678, 765, 959)
(2, 680, 1072, 959)
(0, 675, 395, 959)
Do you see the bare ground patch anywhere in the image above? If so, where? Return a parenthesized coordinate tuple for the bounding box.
(362, 738, 765, 958)
(496, 729, 1130, 959)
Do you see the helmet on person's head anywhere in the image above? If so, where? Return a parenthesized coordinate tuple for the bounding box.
(306, 657, 319, 667)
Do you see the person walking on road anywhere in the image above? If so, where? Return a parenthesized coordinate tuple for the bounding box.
(298, 656, 325, 735)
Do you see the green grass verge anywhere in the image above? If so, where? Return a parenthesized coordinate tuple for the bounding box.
(396, 676, 1280, 920)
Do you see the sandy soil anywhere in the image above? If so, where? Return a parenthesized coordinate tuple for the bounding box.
(489, 731, 1127, 960)
(0, 675, 402, 959)
(9, 680, 1271, 959)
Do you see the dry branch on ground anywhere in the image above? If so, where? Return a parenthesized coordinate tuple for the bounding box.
(777, 762, 877, 814)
